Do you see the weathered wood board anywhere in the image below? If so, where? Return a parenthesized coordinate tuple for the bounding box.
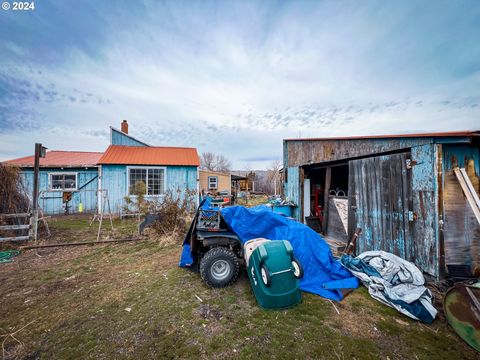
(348, 153, 412, 260)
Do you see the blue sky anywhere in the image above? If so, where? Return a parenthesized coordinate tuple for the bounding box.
(0, 1, 479, 169)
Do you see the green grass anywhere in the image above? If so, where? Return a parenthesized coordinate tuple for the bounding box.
(0, 217, 477, 359)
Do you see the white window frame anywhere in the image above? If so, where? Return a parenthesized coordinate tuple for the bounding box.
(127, 166, 167, 197)
(48, 172, 78, 192)
(208, 176, 218, 190)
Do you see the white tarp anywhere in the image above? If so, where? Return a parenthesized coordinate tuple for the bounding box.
(342, 251, 437, 323)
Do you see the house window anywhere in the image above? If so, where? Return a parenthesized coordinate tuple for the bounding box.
(208, 176, 218, 190)
(49, 173, 77, 191)
(128, 167, 165, 196)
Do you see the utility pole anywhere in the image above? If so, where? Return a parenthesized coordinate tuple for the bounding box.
(31, 143, 46, 241)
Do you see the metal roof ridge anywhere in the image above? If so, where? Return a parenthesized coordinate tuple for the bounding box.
(108, 144, 198, 150)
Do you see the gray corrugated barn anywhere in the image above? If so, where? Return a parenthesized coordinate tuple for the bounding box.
(283, 131, 480, 279)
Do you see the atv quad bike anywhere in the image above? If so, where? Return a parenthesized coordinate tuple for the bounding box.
(186, 204, 243, 288)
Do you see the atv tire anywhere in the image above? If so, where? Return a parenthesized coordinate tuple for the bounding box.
(200, 247, 240, 288)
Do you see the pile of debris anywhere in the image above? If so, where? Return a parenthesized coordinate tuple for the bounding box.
(0, 164, 29, 215)
(0, 164, 30, 241)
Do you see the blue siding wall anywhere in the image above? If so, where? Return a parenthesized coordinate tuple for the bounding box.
(111, 129, 148, 146)
(20, 168, 99, 215)
(411, 144, 439, 277)
(102, 165, 198, 214)
(443, 144, 480, 172)
(284, 166, 300, 220)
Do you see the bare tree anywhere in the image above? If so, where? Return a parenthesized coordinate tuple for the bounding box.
(263, 160, 282, 195)
(200, 152, 232, 172)
(200, 152, 216, 171)
(215, 154, 231, 172)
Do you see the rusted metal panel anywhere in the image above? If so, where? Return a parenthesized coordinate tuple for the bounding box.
(442, 144, 480, 273)
(285, 131, 479, 142)
(286, 138, 433, 167)
(443, 144, 480, 172)
(285, 135, 475, 168)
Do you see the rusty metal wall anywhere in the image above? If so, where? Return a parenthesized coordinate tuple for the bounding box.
(285, 136, 472, 167)
(442, 144, 480, 272)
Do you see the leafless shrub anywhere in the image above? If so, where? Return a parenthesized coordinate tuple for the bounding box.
(123, 186, 197, 246)
(0, 164, 30, 215)
(150, 189, 196, 245)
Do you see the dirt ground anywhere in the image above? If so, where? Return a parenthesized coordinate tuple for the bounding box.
(0, 216, 478, 359)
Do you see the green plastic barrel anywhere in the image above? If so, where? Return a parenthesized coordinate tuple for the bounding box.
(245, 240, 303, 309)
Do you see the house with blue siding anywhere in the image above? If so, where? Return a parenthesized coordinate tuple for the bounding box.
(98, 144, 199, 213)
(4, 151, 103, 215)
(283, 131, 480, 279)
(4, 120, 200, 216)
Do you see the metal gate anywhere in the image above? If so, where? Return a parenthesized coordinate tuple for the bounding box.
(348, 152, 413, 259)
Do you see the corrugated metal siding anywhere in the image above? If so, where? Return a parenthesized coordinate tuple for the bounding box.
(5, 151, 103, 167)
(111, 129, 148, 146)
(99, 145, 200, 166)
(20, 168, 99, 215)
(101, 165, 198, 214)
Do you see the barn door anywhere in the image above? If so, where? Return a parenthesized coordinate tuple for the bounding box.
(348, 153, 412, 259)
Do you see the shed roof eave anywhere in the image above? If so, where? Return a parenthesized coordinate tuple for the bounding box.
(284, 130, 480, 142)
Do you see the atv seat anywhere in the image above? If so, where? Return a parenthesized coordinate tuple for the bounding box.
(196, 230, 240, 240)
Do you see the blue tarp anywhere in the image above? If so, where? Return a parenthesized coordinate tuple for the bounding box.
(180, 203, 358, 301)
(221, 206, 358, 301)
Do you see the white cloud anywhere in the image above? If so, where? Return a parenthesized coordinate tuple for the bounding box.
(1, 1, 479, 169)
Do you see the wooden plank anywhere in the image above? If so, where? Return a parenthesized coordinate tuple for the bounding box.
(367, 157, 379, 250)
(20, 238, 141, 249)
(363, 158, 373, 253)
(349, 153, 411, 258)
(347, 161, 357, 242)
(380, 155, 392, 254)
(454, 168, 480, 224)
(0, 236, 30, 241)
(460, 168, 480, 209)
(0, 213, 30, 218)
(323, 167, 332, 233)
(373, 157, 385, 253)
(402, 154, 414, 262)
(357, 159, 368, 254)
(436, 144, 445, 279)
(0, 225, 30, 230)
(393, 153, 405, 257)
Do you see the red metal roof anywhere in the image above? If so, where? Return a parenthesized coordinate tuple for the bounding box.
(98, 145, 200, 166)
(4, 151, 103, 167)
(284, 130, 480, 142)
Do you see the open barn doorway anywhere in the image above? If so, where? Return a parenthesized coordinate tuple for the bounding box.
(302, 163, 350, 243)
